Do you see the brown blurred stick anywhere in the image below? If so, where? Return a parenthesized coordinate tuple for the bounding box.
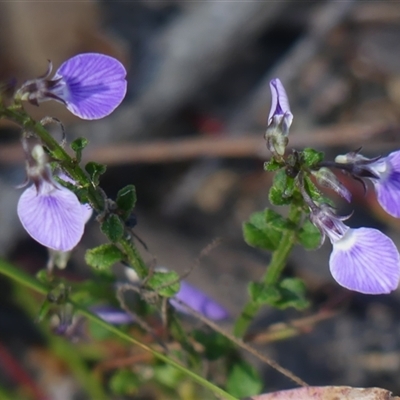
(245, 310, 337, 345)
(0, 122, 396, 166)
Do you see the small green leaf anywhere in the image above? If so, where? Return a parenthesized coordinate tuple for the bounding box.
(264, 158, 283, 172)
(248, 282, 281, 306)
(101, 214, 124, 242)
(109, 369, 140, 395)
(273, 278, 309, 310)
(147, 271, 180, 297)
(192, 330, 233, 360)
(283, 175, 295, 198)
(71, 137, 88, 162)
(298, 219, 322, 250)
(303, 175, 324, 203)
(302, 147, 324, 167)
(243, 209, 291, 251)
(116, 185, 137, 220)
(226, 360, 263, 398)
(85, 161, 106, 185)
(85, 244, 124, 270)
(248, 278, 309, 310)
(269, 169, 292, 206)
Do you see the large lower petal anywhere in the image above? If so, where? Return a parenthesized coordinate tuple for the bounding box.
(18, 185, 85, 251)
(330, 228, 400, 294)
(56, 53, 127, 120)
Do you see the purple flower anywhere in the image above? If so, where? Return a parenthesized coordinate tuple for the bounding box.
(335, 150, 400, 218)
(17, 53, 127, 120)
(310, 204, 400, 294)
(17, 145, 86, 251)
(170, 281, 230, 321)
(268, 78, 293, 129)
(265, 78, 293, 157)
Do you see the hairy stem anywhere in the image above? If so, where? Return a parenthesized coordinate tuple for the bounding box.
(234, 204, 302, 338)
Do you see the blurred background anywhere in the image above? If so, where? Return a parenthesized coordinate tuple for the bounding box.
(2, 0, 400, 399)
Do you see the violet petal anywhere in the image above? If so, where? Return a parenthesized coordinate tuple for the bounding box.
(17, 184, 85, 251)
(268, 78, 293, 127)
(55, 53, 127, 120)
(374, 151, 400, 218)
(170, 281, 229, 321)
(330, 228, 400, 294)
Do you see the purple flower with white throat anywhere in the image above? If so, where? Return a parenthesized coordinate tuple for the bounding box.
(310, 204, 400, 294)
(265, 78, 293, 157)
(17, 53, 127, 120)
(17, 145, 86, 251)
(336, 150, 400, 218)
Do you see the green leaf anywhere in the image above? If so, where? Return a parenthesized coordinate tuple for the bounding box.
(264, 158, 283, 172)
(298, 219, 321, 250)
(274, 278, 309, 310)
(101, 214, 124, 242)
(243, 209, 291, 251)
(269, 169, 292, 206)
(147, 271, 180, 297)
(192, 330, 233, 361)
(71, 137, 88, 162)
(85, 161, 106, 185)
(248, 282, 281, 306)
(226, 360, 263, 398)
(302, 147, 324, 167)
(85, 244, 124, 270)
(109, 369, 140, 395)
(116, 185, 137, 220)
(303, 175, 324, 204)
(248, 278, 309, 310)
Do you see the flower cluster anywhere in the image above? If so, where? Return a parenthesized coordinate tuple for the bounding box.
(15, 53, 127, 252)
(267, 79, 400, 295)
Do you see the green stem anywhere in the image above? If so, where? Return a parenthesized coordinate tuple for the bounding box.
(234, 204, 302, 338)
(120, 238, 148, 279)
(263, 205, 302, 286)
(0, 259, 238, 400)
(3, 107, 104, 212)
(13, 284, 108, 400)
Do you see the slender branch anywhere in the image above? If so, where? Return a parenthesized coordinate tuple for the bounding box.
(234, 203, 302, 338)
(172, 297, 308, 387)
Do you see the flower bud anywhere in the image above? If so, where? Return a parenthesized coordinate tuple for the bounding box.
(311, 167, 351, 202)
(265, 78, 293, 157)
